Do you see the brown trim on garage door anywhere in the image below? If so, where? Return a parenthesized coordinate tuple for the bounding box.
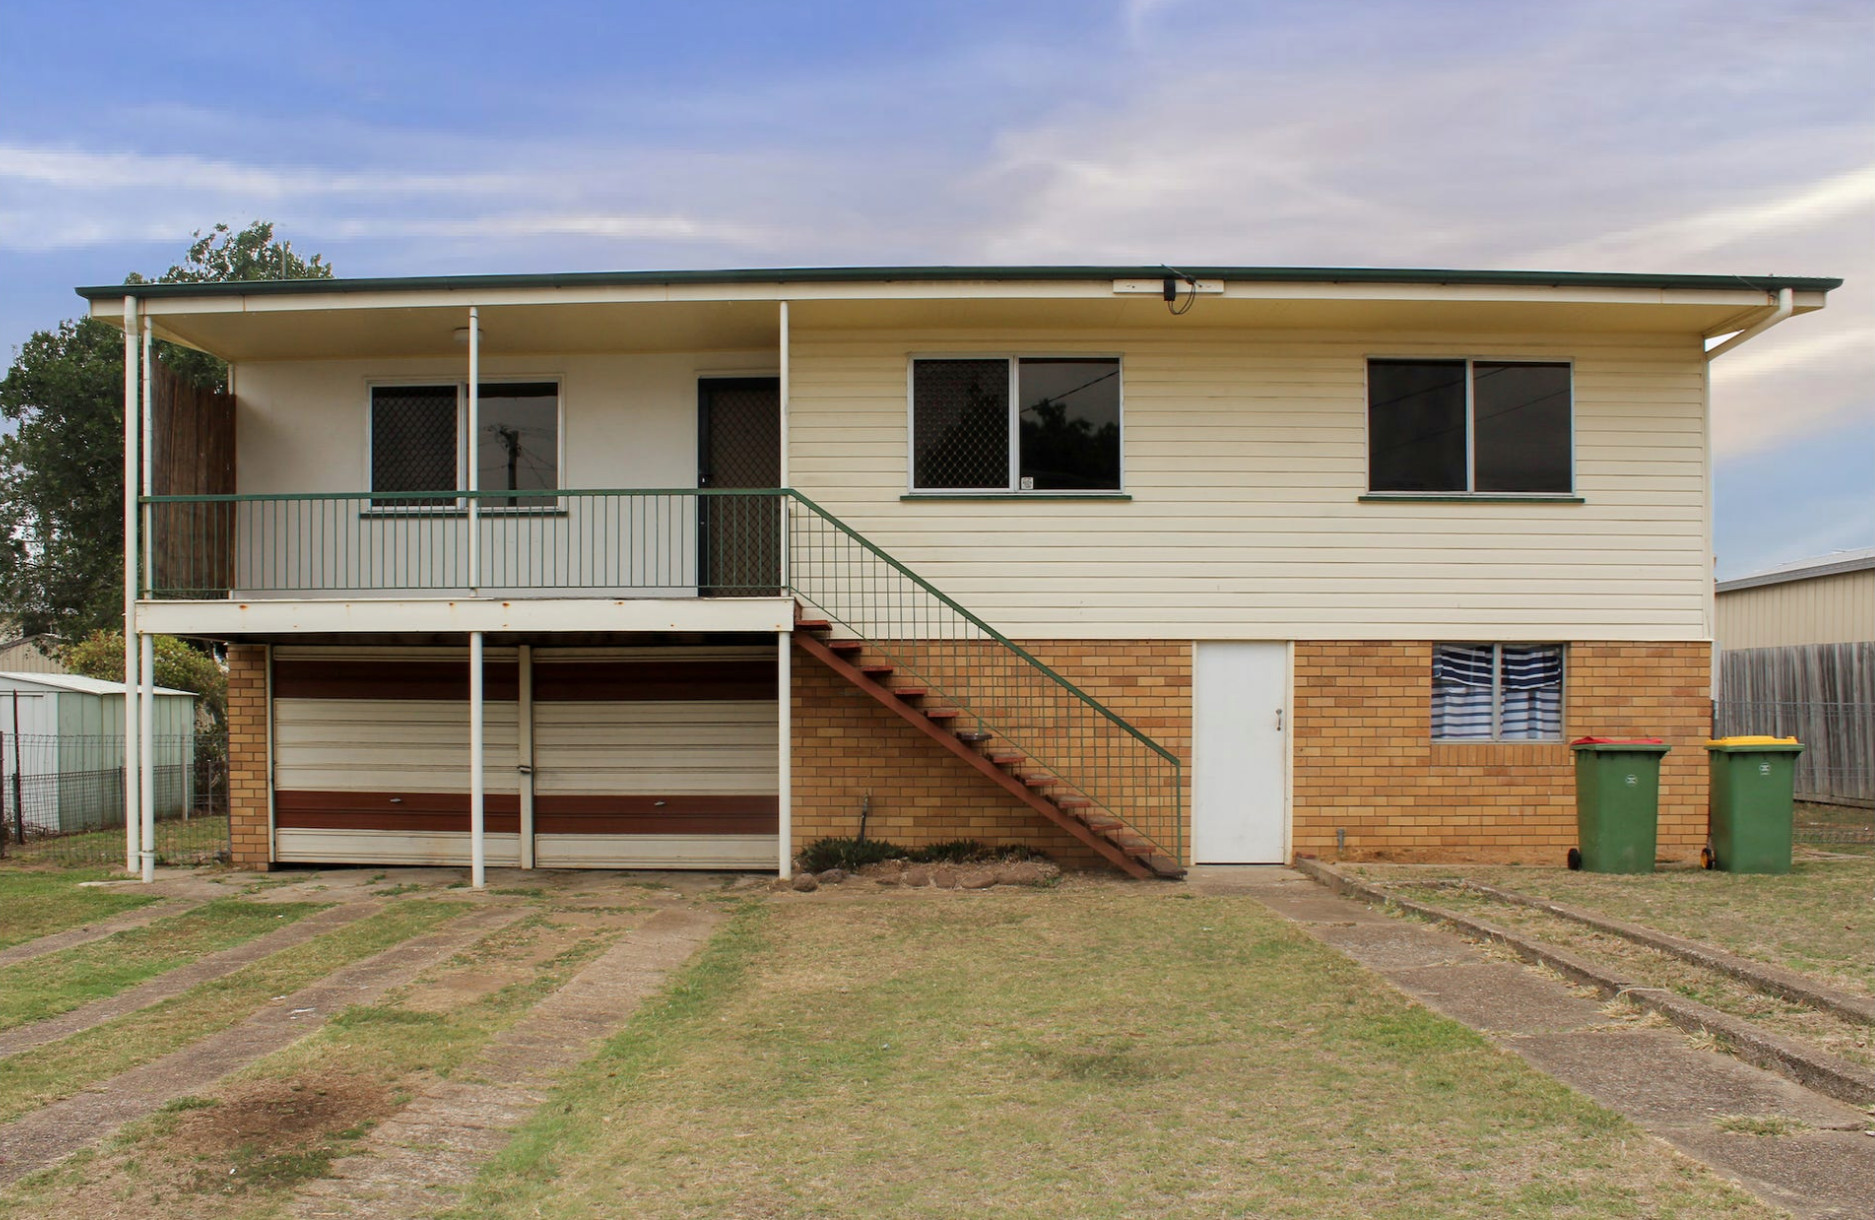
(275, 789, 522, 833)
(531, 660, 776, 701)
(273, 661, 521, 701)
(534, 793, 779, 835)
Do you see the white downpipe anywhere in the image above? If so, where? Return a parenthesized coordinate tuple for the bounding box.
(517, 644, 534, 870)
(466, 306, 480, 591)
(121, 295, 141, 876)
(140, 317, 154, 595)
(469, 630, 486, 889)
(777, 630, 791, 879)
(138, 633, 155, 883)
(1706, 288, 1794, 361)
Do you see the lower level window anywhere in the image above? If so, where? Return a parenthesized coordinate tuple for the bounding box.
(1432, 644, 1564, 741)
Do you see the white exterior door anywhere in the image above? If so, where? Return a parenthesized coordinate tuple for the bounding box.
(1193, 642, 1288, 864)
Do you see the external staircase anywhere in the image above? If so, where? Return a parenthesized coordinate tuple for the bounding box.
(792, 609, 1185, 880)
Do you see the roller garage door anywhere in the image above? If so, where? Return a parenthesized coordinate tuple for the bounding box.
(269, 644, 778, 870)
(530, 646, 778, 868)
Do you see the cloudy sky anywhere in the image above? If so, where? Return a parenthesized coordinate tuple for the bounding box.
(1, 0, 1868, 577)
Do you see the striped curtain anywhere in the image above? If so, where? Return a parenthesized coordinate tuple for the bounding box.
(1500, 645, 1564, 739)
(1432, 645, 1496, 740)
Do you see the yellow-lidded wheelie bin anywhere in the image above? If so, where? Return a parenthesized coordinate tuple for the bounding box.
(1705, 736, 1803, 874)
(1568, 738, 1671, 873)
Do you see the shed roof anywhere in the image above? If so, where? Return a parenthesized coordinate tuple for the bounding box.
(0, 672, 197, 698)
(1717, 547, 1875, 594)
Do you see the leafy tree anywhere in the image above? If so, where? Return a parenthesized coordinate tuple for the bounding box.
(0, 222, 332, 637)
(62, 629, 228, 732)
(127, 220, 335, 391)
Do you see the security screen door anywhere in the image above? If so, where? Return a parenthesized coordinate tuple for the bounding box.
(697, 378, 782, 596)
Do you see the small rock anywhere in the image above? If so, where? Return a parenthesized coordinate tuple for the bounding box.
(994, 860, 1057, 886)
(929, 865, 959, 889)
(900, 865, 932, 888)
(959, 868, 997, 890)
(873, 873, 902, 886)
(791, 874, 820, 893)
(816, 869, 848, 886)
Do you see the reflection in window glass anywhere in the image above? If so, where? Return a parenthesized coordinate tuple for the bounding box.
(1367, 360, 1467, 492)
(477, 382, 558, 505)
(1018, 358, 1121, 490)
(1473, 363, 1571, 493)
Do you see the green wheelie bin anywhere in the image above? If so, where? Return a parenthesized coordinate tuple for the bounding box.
(1568, 738, 1671, 873)
(1705, 736, 1803, 874)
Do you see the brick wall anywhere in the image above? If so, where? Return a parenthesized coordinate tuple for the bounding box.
(790, 639, 1191, 869)
(226, 644, 270, 869)
(1292, 641, 1712, 864)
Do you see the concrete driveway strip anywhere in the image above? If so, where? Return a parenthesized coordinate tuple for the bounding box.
(1188, 866, 1875, 1220)
(0, 903, 522, 1186)
(0, 900, 387, 1059)
(290, 904, 723, 1220)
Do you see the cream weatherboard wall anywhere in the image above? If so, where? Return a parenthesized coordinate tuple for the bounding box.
(786, 325, 1711, 642)
(232, 349, 776, 495)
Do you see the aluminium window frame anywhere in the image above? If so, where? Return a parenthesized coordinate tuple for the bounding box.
(362, 376, 567, 516)
(1362, 356, 1576, 498)
(903, 352, 1127, 496)
(1431, 641, 1568, 744)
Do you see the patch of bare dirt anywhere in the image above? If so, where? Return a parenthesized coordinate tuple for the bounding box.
(168, 1070, 396, 1161)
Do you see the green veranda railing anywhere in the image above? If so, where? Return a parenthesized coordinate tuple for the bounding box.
(141, 487, 1184, 860)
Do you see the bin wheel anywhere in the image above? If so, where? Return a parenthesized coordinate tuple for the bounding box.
(1700, 846, 1715, 870)
(1566, 847, 1582, 871)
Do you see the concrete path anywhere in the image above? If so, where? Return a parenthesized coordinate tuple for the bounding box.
(0, 904, 522, 1185)
(289, 904, 723, 1219)
(0, 900, 386, 1059)
(1187, 866, 1874, 1220)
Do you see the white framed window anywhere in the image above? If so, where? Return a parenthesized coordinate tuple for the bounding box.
(1367, 359, 1572, 495)
(1432, 644, 1565, 741)
(368, 381, 561, 508)
(908, 356, 1122, 492)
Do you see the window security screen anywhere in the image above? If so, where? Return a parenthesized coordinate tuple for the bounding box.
(912, 359, 1009, 489)
(371, 385, 457, 506)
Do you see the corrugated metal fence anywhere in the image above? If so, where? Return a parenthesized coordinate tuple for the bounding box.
(1716, 642, 1875, 808)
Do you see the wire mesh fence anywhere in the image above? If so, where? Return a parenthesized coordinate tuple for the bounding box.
(0, 734, 227, 869)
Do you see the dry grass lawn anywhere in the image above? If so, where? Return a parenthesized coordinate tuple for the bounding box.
(449, 883, 1775, 1219)
(0, 868, 159, 949)
(1350, 858, 1875, 994)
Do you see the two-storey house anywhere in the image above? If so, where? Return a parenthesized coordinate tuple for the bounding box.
(83, 265, 1837, 884)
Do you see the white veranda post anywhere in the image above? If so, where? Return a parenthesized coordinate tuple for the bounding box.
(138, 318, 156, 883)
(120, 295, 141, 877)
(469, 630, 486, 889)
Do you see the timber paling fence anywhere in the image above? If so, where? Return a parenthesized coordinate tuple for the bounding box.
(0, 734, 227, 869)
(1717, 641, 1875, 845)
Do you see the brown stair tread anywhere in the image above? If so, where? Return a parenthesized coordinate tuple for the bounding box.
(954, 730, 992, 744)
(985, 752, 1025, 765)
(891, 688, 929, 699)
(1142, 855, 1188, 879)
(859, 664, 895, 676)
(1021, 775, 1060, 788)
(1054, 796, 1092, 809)
(924, 708, 961, 720)
(828, 640, 865, 654)
(794, 617, 831, 630)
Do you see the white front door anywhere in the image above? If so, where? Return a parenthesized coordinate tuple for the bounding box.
(1193, 642, 1288, 864)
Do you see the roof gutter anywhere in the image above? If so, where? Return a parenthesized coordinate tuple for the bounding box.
(1704, 287, 1794, 361)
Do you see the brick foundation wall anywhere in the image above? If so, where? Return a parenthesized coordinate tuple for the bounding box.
(791, 640, 1191, 869)
(1292, 641, 1712, 864)
(226, 644, 270, 869)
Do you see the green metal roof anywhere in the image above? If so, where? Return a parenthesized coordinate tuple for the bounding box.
(75, 264, 1844, 302)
